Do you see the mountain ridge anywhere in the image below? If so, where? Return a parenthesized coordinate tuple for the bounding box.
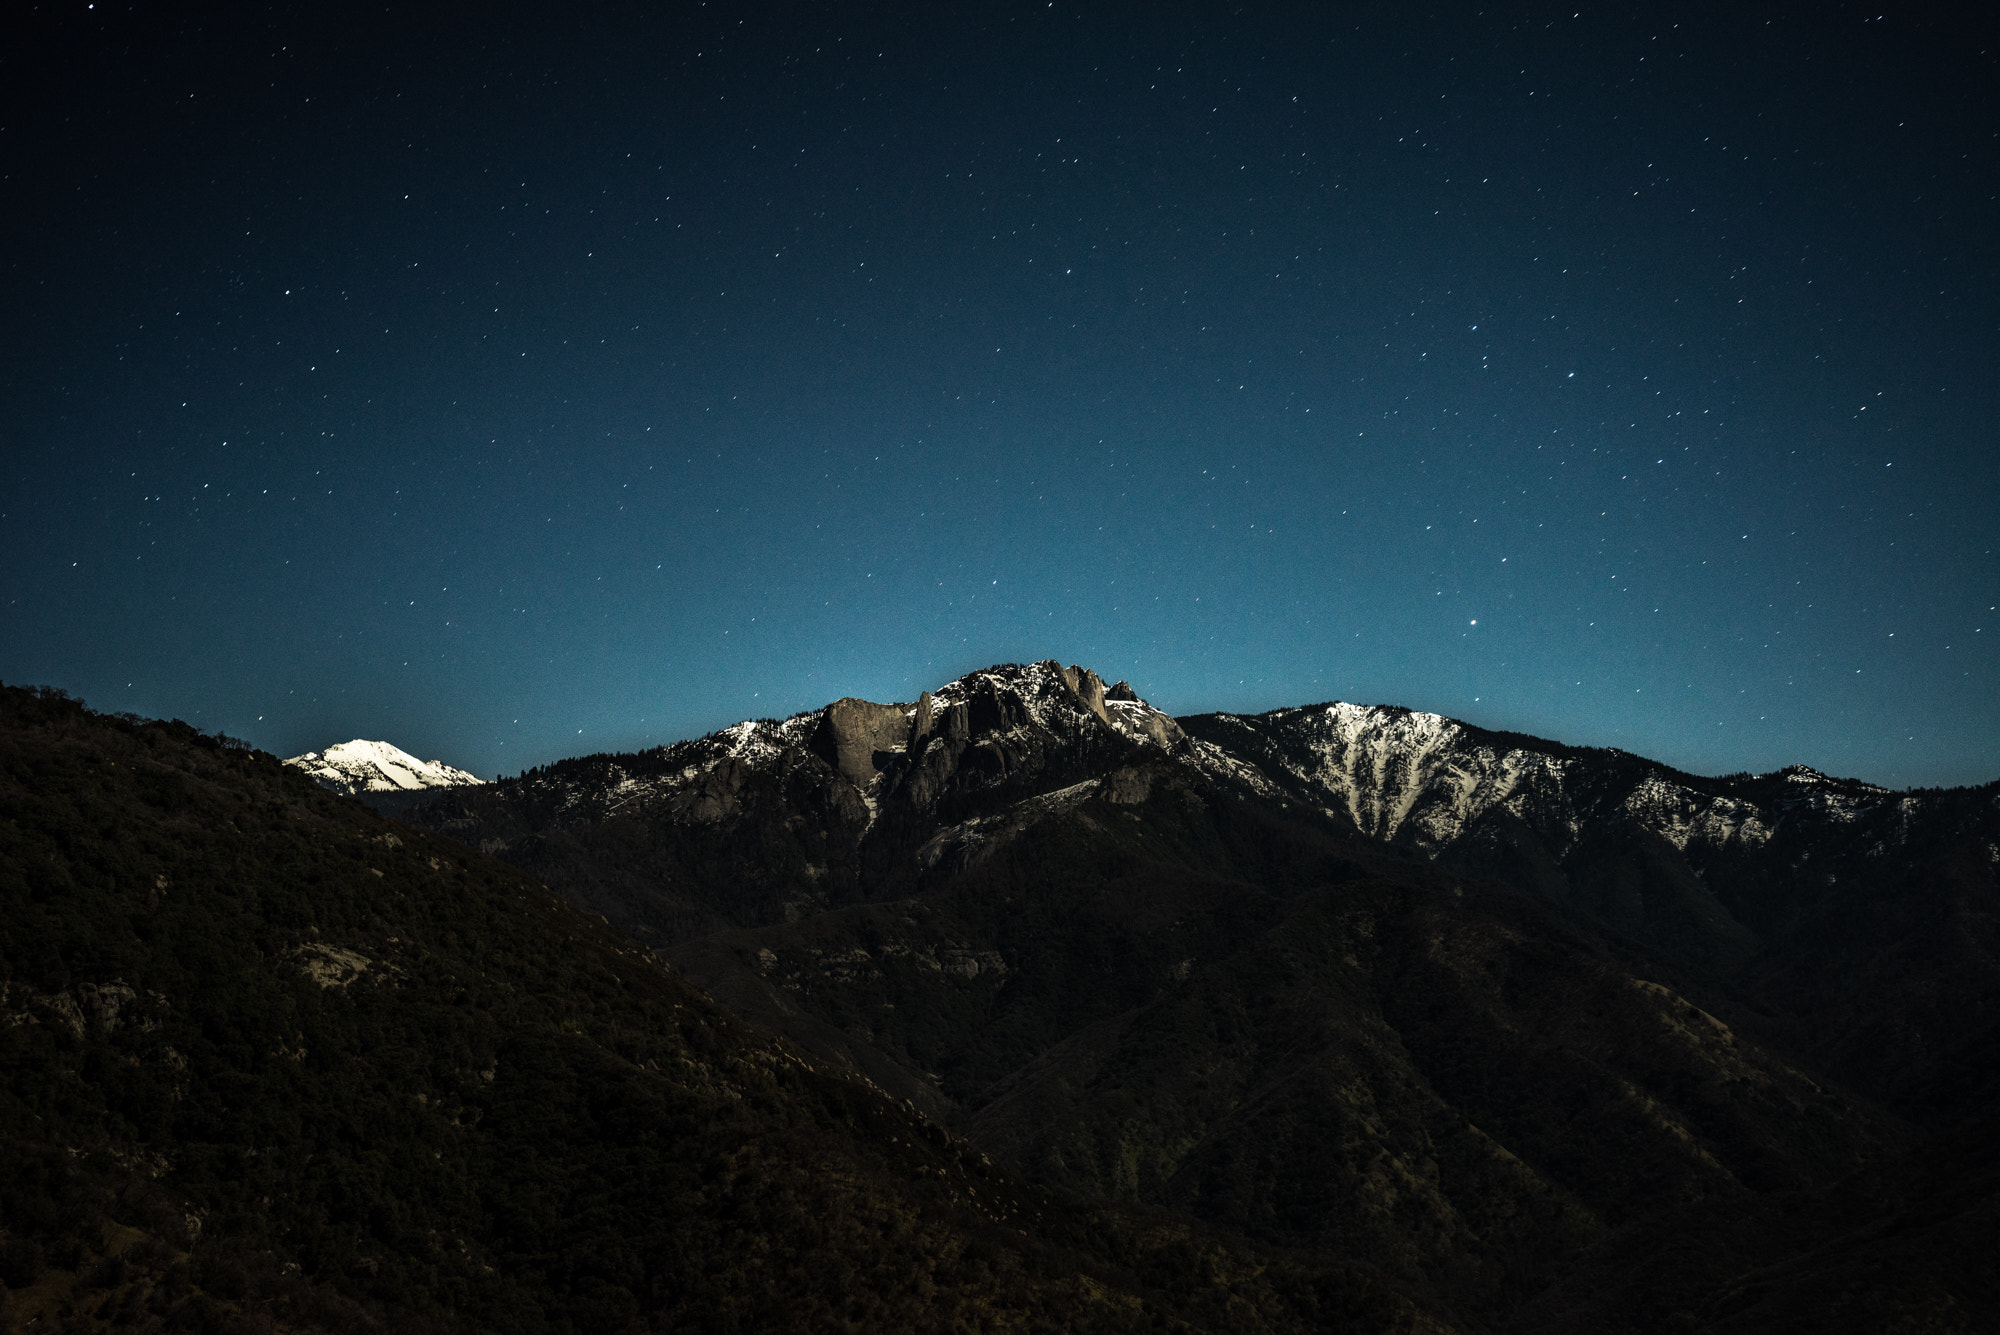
(404, 659, 2000, 1326)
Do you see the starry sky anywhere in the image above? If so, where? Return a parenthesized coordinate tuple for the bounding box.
(4, 3, 1996, 787)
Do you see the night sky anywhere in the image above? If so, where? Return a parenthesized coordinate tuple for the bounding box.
(4, 3, 1995, 788)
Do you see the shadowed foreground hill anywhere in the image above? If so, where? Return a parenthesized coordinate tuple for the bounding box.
(0, 684, 1446, 1334)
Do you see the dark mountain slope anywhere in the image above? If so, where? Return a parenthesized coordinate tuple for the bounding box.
(0, 684, 1447, 1335)
(1179, 705, 2000, 1126)
(1510, 1102, 2000, 1334)
(1714, 780, 2000, 1124)
(418, 721, 877, 945)
(678, 760, 1896, 1322)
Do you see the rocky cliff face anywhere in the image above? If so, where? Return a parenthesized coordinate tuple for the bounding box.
(810, 697, 914, 787)
(405, 662, 1182, 939)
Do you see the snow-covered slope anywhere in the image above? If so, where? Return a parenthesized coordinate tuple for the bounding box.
(1175, 700, 1955, 973)
(285, 739, 486, 798)
(1185, 702, 1803, 861)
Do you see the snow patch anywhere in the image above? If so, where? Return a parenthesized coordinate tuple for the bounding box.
(1622, 776, 1773, 852)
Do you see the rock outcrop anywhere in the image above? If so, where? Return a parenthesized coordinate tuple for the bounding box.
(811, 697, 915, 787)
(1059, 664, 1111, 723)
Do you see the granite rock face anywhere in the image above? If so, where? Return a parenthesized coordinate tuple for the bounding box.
(1059, 664, 1111, 723)
(911, 689, 971, 749)
(402, 661, 1174, 944)
(812, 697, 915, 787)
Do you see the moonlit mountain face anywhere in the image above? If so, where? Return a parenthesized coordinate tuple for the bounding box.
(400, 659, 2000, 1323)
(408, 658, 1955, 948)
(409, 659, 2000, 1117)
(284, 739, 485, 801)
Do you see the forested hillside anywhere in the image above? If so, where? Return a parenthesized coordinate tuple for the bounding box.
(0, 684, 1440, 1334)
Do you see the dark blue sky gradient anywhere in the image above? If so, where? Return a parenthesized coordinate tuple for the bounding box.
(4, 3, 1996, 786)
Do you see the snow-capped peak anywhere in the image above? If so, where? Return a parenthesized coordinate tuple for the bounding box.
(285, 739, 486, 797)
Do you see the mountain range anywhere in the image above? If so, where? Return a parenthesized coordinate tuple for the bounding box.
(5, 683, 1430, 1334)
(7, 663, 1995, 1332)
(397, 659, 2000, 1329)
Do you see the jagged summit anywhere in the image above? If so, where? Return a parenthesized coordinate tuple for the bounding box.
(639, 660, 1185, 798)
(408, 659, 1971, 984)
(403, 661, 1188, 942)
(284, 738, 485, 799)
(861, 660, 1186, 767)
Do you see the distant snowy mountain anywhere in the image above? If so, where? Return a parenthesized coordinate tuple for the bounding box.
(284, 739, 485, 811)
